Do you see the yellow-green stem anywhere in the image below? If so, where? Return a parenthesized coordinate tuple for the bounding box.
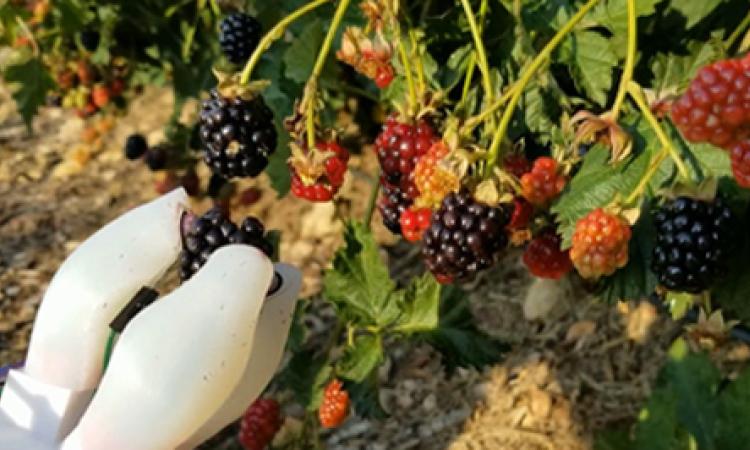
(627, 81, 691, 180)
(459, 0, 493, 105)
(610, 0, 637, 122)
(726, 11, 750, 50)
(465, 82, 520, 128)
(484, 0, 602, 177)
(239, 0, 332, 85)
(625, 148, 667, 204)
(305, 0, 352, 150)
(363, 172, 381, 230)
(409, 29, 426, 96)
(398, 38, 417, 114)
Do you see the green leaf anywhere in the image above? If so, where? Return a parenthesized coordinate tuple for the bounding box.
(716, 368, 750, 450)
(588, 0, 661, 34)
(651, 39, 725, 93)
(594, 429, 633, 450)
(598, 208, 658, 303)
(393, 274, 440, 334)
(283, 19, 324, 83)
(668, 0, 724, 29)
(323, 222, 400, 327)
(4, 58, 55, 129)
(633, 388, 684, 450)
(337, 334, 383, 383)
(711, 201, 750, 322)
(563, 30, 618, 106)
(553, 145, 650, 247)
(663, 341, 721, 450)
(278, 350, 332, 411)
(426, 285, 508, 371)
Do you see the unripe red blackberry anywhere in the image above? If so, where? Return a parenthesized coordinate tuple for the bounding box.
(180, 208, 272, 281)
(422, 191, 511, 283)
(730, 140, 750, 188)
(319, 379, 349, 429)
(520, 157, 567, 206)
(199, 89, 277, 179)
(238, 398, 282, 450)
(374, 115, 437, 196)
(671, 55, 750, 148)
(570, 208, 631, 279)
(219, 12, 262, 65)
(652, 196, 734, 293)
(523, 231, 572, 280)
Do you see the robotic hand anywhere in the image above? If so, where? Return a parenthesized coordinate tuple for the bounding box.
(0, 189, 301, 450)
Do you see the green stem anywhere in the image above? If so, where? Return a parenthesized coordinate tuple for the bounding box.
(239, 0, 332, 85)
(409, 29, 426, 96)
(459, 0, 493, 104)
(363, 172, 381, 230)
(304, 0, 352, 150)
(459, 54, 478, 108)
(484, 0, 602, 177)
(610, 0, 636, 122)
(464, 82, 520, 130)
(726, 11, 750, 50)
(627, 81, 690, 180)
(102, 330, 118, 372)
(625, 148, 667, 204)
(398, 38, 417, 114)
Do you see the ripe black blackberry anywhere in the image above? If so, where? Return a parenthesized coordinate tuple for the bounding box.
(207, 173, 228, 198)
(80, 29, 100, 51)
(199, 89, 277, 179)
(180, 208, 273, 281)
(652, 196, 734, 293)
(219, 12, 262, 65)
(144, 144, 168, 171)
(124, 134, 148, 160)
(377, 182, 413, 235)
(422, 191, 511, 283)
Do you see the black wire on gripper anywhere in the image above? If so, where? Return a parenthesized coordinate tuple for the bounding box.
(109, 287, 160, 333)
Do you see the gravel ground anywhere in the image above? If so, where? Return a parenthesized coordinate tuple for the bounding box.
(0, 85, 730, 449)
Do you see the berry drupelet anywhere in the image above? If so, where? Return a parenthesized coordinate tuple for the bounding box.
(180, 208, 273, 281)
(422, 191, 511, 283)
(199, 89, 277, 179)
(651, 196, 734, 293)
(219, 12, 262, 65)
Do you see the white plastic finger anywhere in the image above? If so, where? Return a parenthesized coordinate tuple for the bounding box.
(24, 188, 188, 391)
(61, 245, 274, 450)
(178, 263, 301, 449)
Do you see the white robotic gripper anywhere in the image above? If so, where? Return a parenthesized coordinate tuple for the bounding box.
(0, 189, 302, 449)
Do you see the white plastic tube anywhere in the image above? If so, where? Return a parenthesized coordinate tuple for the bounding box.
(24, 188, 188, 391)
(178, 263, 301, 448)
(62, 245, 274, 450)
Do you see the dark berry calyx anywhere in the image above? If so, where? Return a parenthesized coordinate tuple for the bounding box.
(652, 196, 734, 294)
(180, 208, 273, 281)
(199, 89, 277, 179)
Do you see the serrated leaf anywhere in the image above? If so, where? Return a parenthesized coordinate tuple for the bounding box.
(668, 0, 724, 29)
(564, 30, 618, 106)
(651, 39, 725, 93)
(323, 222, 400, 327)
(553, 146, 650, 247)
(393, 274, 440, 334)
(586, 0, 660, 54)
(5, 58, 55, 129)
(663, 343, 721, 450)
(338, 334, 383, 383)
(283, 19, 324, 83)
(599, 208, 658, 303)
(716, 367, 750, 450)
(425, 285, 508, 372)
(278, 350, 332, 411)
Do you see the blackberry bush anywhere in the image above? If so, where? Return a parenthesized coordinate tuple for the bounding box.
(652, 197, 734, 293)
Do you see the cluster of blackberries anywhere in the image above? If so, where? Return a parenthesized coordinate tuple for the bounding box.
(422, 191, 511, 283)
(652, 197, 734, 293)
(199, 89, 277, 178)
(378, 182, 413, 234)
(180, 208, 273, 281)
